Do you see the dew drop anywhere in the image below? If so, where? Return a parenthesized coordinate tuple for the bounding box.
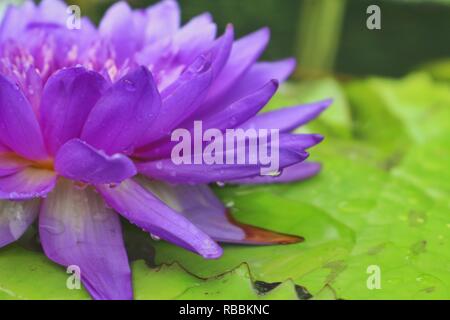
(123, 79, 136, 92)
(266, 170, 282, 177)
(150, 233, 161, 241)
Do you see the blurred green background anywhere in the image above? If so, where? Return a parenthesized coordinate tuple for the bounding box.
(67, 0, 450, 79)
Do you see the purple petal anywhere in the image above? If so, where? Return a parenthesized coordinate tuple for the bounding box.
(0, 168, 56, 200)
(0, 199, 40, 248)
(134, 37, 173, 69)
(135, 26, 234, 153)
(137, 134, 311, 184)
(40, 67, 108, 155)
(40, 180, 132, 300)
(81, 67, 161, 155)
(0, 153, 31, 177)
(55, 139, 137, 184)
(173, 13, 217, 64)
(134, 80, 279, 160)
(0, 1, 36, 41)
(199, 80, 278, 131)
(219, 58, 296, 108)
(137, 55, 214, 146)
(140, 180, 303, 244)
(99, 1, 141, 65)
(0, 143, 9, 153)
(229, 162, 322, 185)
(0, 0, 69, 40)
(144, 0, 180, 42)
(0, 74, 48, 161)
(200, 28, 270, 115)
(132, 1, 181, 70)
(294, 134, 324, 149)
(36, 0, 69, 25)
(240, 99, 332, 132)
(208, 24, 234, 78)
(96, 179, 222, 259)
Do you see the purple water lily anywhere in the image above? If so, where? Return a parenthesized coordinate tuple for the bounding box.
(0, 0, 330, 300)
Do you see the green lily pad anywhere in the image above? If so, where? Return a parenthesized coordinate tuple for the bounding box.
(0, 245, 90, 300)
(0, 244, 300, 300)
(134, 262, 300, 300)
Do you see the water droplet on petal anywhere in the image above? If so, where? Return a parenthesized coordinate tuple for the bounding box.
(123, 79, 136, 92)
(265, 170, 282, 177)
(150, 233, 161, 241)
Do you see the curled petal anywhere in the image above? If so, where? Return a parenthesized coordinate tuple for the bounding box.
(82, 66, 161, 155)
(40, 67, 108, 155)
(97, 179, 222, 259)
(0, 168, 56, 200)
(0, 199, 40, 248)
(55, 139, 137, 184)
(40, 179, 132, 300)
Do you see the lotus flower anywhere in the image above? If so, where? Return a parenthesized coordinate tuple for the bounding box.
(0, 0, 330, 299)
